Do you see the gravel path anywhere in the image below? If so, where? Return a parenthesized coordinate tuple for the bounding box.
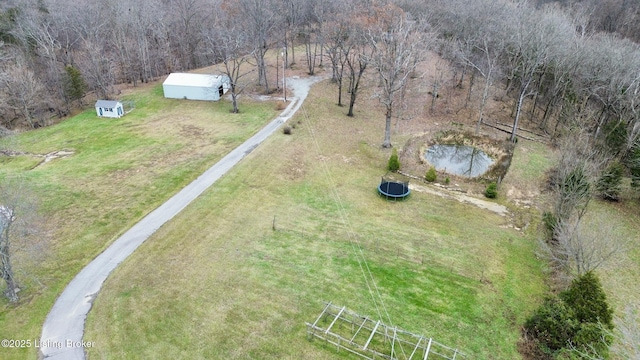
(39, 76, 324, 360)
(409, 183, 508, 216)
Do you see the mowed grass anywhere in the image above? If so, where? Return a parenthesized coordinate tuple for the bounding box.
(85, 80, 547, 359)
(0, 83, 278, 359)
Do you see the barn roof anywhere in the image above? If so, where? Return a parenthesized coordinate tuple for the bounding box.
(163, 73, 224, 88)
(95, 100, 121, 108)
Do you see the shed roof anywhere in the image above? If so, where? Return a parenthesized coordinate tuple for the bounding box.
(163, 73, 224, 88)
(95, 100, 121, 108)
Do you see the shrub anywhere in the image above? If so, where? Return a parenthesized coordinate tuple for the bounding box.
(525, 272, 614, 358)
(628, 145, 640, 189)
(596, 161, 624, 201)
(484, 182, 498, 198)
(64, 65, 87, 102)
(275, 101, 287, 110)
(445, 176, 450, 185)
(542, 211, 558, 235)
(560, 272, 613, 329)
(425, 166, 437, 182)
(573, 322, 612, 357)
(561, 165, 590, 202)
(525, 297, 578, 353)
(282, 126, 292, 135)
(387, 148, 400, 172)
(602, 120, 627, 156)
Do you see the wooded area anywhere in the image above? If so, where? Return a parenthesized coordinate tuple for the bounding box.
(0, 0, 639, 141)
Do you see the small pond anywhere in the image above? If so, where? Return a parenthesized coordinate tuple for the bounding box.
(424, 144, 495, 178)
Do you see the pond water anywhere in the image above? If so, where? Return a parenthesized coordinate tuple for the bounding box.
(424, 144, 494, 177)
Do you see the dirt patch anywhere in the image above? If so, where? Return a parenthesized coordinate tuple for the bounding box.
(282, 145, 307, 181)
(1, 149, 75, 169)
(179, 124, 208, 140)
(409, 182, 508, 216)
(38, 150, 75, 167)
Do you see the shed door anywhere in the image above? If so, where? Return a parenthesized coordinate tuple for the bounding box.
(99, 108, 103, 116)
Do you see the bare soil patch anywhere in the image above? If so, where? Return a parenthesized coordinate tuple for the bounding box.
(0, 149, 75, 169)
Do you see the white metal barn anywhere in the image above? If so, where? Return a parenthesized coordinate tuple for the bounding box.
(162, 73, 230, 101)
(95, 100, 124, 118)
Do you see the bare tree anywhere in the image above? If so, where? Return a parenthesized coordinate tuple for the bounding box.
(540, 217, 624, 279)
(237, 0, 277, 93)
(77, 38, 116, 100)
(300, 0, 333, 75)
(549, 130, 605, 227)
(301, 8, 319, 75)
(366, 4, 425, 148)
(613, 305, 640, 359)
(311, 0, 332, 68)
(0, 178, 43, 303)
(0, 61, 50, 128)
(344, 33, 369, 118)
(280, 0, 302, 67)
(323, 14, 350, 105)
(428, 58, 446, 113)
(326, 1, 371, 116)
(170, 0, 209, 70)
(504, 11, 559, 142)
(206, 5, 254, 114)
(458, 38, 503, 134)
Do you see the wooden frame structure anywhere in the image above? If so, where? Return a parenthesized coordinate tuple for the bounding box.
(306, 303, 465, 360)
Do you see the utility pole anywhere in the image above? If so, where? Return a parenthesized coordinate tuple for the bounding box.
(276, 50, 279, 90)
(282, 47, 287, 102)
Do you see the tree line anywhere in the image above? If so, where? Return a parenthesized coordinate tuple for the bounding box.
(0, 0, 639, 151)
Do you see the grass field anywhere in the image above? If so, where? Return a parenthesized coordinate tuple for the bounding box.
(2, 68, 638, 359)
(83, 80, 548, 359)
(0, 83, 278, 359)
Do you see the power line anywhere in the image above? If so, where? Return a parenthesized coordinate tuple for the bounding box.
(300, 106, 400, 342)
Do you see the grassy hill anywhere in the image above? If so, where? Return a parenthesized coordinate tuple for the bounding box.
(2, 67, 639, 359)
(80, 80, 548, 359)
(0, 83, 278, 359)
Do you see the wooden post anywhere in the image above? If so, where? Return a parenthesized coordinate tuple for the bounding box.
(364, 321, 381, 350)
(424, 338, 432, 360)
(409, 336, 423, 359)
(325, 306, 346, 334)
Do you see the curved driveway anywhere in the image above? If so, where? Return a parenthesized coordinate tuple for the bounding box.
(39, 76, 322, 359)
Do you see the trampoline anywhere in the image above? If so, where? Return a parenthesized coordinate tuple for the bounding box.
(378, 177, 410, 200)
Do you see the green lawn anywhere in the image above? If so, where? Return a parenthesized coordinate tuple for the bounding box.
(0, 83, 278, 359)
(84, 81, 547, 359)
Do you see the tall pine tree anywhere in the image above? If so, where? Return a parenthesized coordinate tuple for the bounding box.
(64, 65, 87, 105)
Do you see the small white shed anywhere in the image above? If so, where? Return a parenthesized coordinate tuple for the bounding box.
(95, 100, 124, 118)
(162, 73, 230, 101)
